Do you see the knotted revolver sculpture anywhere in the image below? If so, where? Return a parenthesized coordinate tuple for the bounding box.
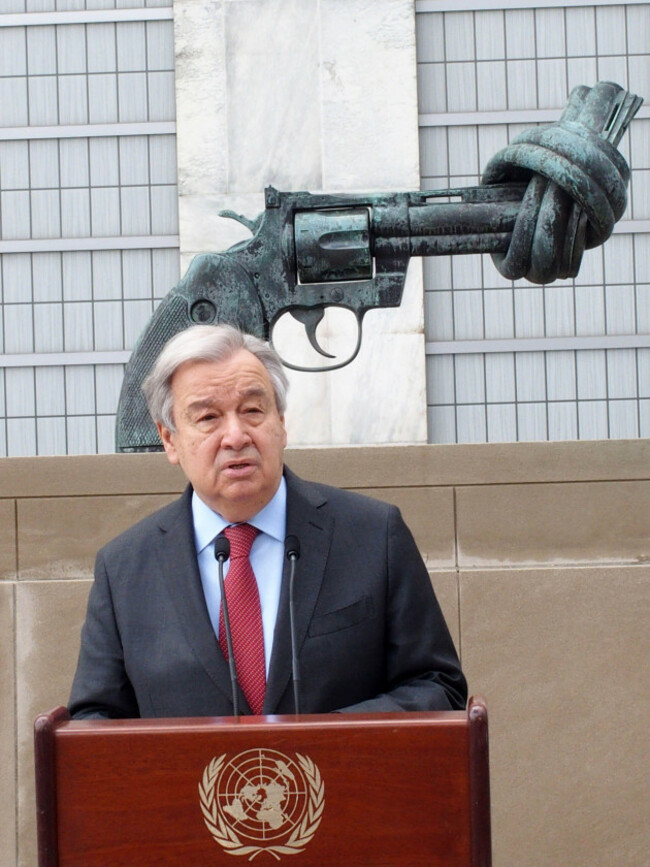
(117, 81, 642, 451)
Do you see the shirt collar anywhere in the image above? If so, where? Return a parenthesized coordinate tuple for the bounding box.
(192, 476, 287, 554)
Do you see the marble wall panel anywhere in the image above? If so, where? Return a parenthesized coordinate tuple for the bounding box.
(16, 579, 92, 867)
(283, 314, 427, 446)
(459, 565, 650, 867)
(456, 480, 650, 566)
(0, 499, 16, 579)
(178, 190, 265, 271)
(0, 583, 16, 864)
(225, 0, 322, 192)
(17, 494, 177, 580)
(319, 0, 421, 190)
(173, 0, 227, 197)
(173, 0, 427, 446)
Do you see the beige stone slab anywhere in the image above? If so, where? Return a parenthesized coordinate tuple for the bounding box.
(351, 486, 455, 567)
(16, 579, 92, 867)
(17, 494, 177, 580)
(456, 480, 650, 566)
(429, 570, 460, 654)
(287, 439, 650, 490)
(0, 453, 184, 498)
(459, 565, 650, 867)
(1, 441, 648, 499)
(0, 499, 16, 580)
(0, 582, 16, 864)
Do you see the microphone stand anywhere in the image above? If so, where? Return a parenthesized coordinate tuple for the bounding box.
(215, 536, 239, 718)
(285, 536, 301, 715)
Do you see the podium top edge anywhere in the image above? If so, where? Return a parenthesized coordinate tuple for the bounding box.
(54, 710, 470, 735)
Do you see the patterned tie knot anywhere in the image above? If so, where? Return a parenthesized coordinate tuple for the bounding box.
(224, 523, 259, 559)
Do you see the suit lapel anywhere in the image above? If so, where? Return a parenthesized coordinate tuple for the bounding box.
(264, 468, 332, 713)
(157, 488, 249, 713)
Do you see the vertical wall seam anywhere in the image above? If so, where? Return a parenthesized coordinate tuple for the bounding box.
(13, 497, 18, 578)
(12, 496, 18, 867)
(453, 485, 463, 662)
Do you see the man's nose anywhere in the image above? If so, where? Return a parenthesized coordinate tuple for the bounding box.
(220, 414, 251, 448)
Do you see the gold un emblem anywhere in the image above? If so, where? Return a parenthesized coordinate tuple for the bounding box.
(199, 748, 325, 860)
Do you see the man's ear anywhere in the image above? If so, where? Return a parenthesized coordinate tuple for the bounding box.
(157, 423, 179, 464)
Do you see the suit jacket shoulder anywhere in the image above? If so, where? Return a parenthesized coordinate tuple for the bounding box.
(283, 465, 394, 523)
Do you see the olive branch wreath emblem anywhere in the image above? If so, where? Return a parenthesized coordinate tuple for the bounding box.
(199, 753, 325, 861)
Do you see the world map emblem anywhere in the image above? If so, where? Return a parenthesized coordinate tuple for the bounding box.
(199, 749, 325, 860)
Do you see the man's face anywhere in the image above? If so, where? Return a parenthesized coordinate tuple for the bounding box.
(158, 349, 287, 523)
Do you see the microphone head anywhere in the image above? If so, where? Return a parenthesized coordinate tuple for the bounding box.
(214, 534, 231, 562)
(285, 535, 301, 560)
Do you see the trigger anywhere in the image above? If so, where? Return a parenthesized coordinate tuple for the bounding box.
(290, 308, 335, 358)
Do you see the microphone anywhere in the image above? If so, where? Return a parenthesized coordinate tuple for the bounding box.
(214, 534, 239, 717)
(284, 535, 301, 715)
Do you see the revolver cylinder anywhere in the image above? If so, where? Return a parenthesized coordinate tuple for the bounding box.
(294, 209, 372, 284)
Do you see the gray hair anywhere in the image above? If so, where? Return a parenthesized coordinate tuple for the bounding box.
(142, 324, 289, 431)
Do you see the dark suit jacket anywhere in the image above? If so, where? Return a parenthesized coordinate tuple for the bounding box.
(69, 467, 467, 718)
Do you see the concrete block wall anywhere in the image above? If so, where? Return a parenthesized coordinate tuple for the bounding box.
(1, 440, 649, 865)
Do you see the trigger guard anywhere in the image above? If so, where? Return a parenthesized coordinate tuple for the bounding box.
(271, 317, 364, 373)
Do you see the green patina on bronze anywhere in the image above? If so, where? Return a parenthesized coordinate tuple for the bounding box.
(116, 81, 642, 452)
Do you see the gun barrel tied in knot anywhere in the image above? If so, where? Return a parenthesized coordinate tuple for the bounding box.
(115, 81, 642, 452)
(479, 80, 642, 284)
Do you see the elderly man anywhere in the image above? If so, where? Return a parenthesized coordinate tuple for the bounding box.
(69, 324, 466, 718)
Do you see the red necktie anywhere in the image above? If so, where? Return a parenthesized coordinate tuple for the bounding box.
(218, 523, 266, 714)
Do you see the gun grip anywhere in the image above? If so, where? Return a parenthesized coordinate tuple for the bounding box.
(116, 252, 265, 451)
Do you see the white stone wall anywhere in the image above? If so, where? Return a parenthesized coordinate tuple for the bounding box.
(173, 0, 428, 445)
(2, 1, 647, 454)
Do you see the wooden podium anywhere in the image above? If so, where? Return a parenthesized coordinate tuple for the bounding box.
(35, 697, 490, 866)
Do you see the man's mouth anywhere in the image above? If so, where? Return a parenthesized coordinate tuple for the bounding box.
(223, 459, 255, 474)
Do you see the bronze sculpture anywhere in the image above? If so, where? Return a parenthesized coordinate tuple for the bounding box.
(116, 81, 642, 452)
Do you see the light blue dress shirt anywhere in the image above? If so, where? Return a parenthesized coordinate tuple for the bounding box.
(192, 477, 287, 675)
